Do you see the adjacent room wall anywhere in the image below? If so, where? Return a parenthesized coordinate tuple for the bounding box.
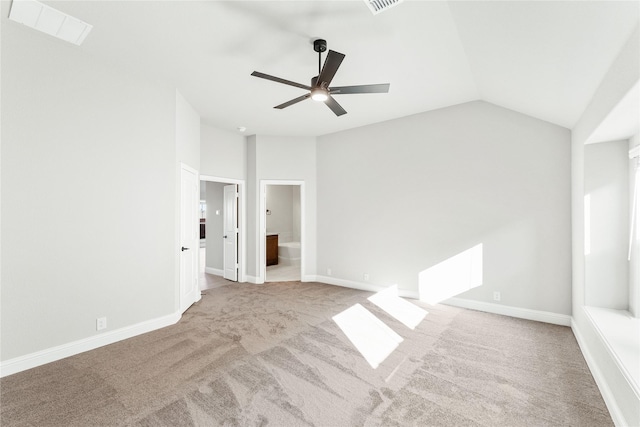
(266, 185, 295, 243)
(1, 21, 177, 361)
(317, 100, 571, 314)
(205, 182, 225, 273)
(293, 186, 301, 243)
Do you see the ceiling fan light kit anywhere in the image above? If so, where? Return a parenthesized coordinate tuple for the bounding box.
(251, 38, 390, 117)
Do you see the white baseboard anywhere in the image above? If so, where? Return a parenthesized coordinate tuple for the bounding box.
(306, 276, 569, 326)
(314, 275, 387, 292)
(572, 319, 629, 427)
(204, 267, 223, 276)
(0, 312, 181, 378)
(312, 275, 419, 299)
(443, 297, 571, 326)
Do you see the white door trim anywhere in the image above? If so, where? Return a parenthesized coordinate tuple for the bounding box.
(201, 175, 246, 283)
(259, 180, 305, 284)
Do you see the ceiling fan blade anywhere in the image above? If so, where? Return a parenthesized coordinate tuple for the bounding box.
(251, 71, 311, 91)
(330, 83, 390, 94)
(274, 94, 311, 109)
(324, 95, 347, 117)
(317, 50, 345, 87)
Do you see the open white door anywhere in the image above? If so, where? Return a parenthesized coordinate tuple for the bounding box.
(223, 184, 238, 281)
(180, 164, 200, 313)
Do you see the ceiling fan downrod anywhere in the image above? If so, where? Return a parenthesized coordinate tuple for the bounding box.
(313, 39, 327, 80)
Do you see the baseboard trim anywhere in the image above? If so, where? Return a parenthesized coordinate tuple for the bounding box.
(572, 318, 628, 427)
(312, 276, 419, 299)
(204, 267, 223, 276)
(0, 312, 181, 378)
(443, 297, 572, 326)
(314, 275, 388, 293)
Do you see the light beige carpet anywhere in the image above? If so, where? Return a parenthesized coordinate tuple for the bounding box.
(1, 281, 611, 426)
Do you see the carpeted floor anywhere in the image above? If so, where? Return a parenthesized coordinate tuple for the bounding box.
(1, 281, 611, 426)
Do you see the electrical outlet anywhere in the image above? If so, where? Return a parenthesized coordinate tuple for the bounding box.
(363, 273, 370, 281)
(96, 317, 107, 331)
(327, 268, 332, 276)
(493, 291, 501, 302)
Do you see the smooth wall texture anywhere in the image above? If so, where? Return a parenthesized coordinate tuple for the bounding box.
(266, 185, 295, 243)
(200, 123, 245, 180)
(1, 22, 177, 360)
(317, 101, 571, 314)
(176, 90, 201, 171)
(584, 140, 630, 309)
(205, 182, 225, 272)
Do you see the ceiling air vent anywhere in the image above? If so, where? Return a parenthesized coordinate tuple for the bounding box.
(363, 0, 404, 15)
(8, 0, 92, 45)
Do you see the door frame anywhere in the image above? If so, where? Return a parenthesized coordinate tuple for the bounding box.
(201, 175, 246, 283)
(259, 180, 305, 284)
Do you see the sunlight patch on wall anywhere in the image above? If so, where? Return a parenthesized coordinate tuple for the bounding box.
(418, 244, 483, 305)
(368, 285, 427, 330)
(333, 304, 403, 369)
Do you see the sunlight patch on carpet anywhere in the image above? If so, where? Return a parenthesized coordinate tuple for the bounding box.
(368, 285, 427, 330)
(333, 304, 403, 369)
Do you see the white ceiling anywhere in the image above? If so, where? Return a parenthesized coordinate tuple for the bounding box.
(12, 1, 640, 136)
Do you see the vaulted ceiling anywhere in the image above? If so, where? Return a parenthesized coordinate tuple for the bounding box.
(22, 1, 640, 136)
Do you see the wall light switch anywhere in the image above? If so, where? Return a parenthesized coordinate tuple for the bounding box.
(215, 209, 220, 215)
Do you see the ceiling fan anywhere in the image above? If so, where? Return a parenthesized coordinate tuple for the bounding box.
(251, 39, 390, 117)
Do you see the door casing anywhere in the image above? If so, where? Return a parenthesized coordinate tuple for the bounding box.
(259, 180, 305, 284)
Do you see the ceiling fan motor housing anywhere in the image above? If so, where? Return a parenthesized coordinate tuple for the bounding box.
(313, 39, 327, 53)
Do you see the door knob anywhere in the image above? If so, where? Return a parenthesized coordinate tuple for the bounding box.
(223, 235, 227, 239)
(181, 246, 189, 251)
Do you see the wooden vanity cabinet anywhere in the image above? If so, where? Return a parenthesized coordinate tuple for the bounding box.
(266, 234, 278, 266)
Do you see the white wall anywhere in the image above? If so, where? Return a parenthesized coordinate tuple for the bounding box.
(571, 25, 639, 427)
(584, 140, 630, 309)
(246, 136, 258, 278)
(266, 185, 294, 242)
(317, 101, 571, 314)
(205, 182, 225, 272)
(176, 91, 200, 171)
(293, 186, 301, 242)
(200, 123, 245, 180)
(1, 21, 177, 361)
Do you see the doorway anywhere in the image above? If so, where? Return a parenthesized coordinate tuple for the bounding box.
(200, 175, 246, 289)
(260, 181, 304, 283)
